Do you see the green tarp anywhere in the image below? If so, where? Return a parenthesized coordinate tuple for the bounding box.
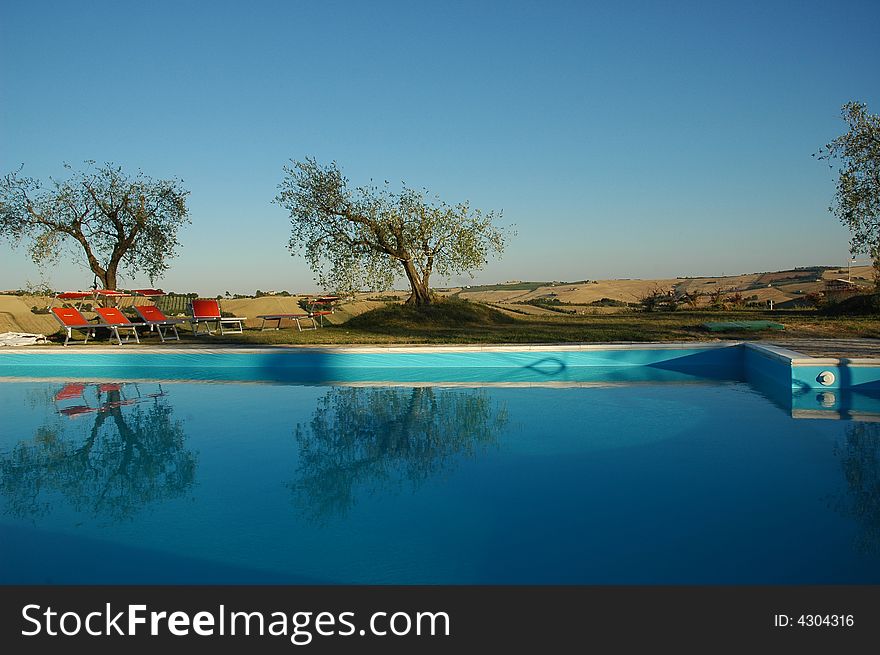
(702, 320, 785, 332)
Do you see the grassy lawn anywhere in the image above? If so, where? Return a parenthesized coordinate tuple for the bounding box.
(40, 302, 880, 347)
(225, 310, 880, 345)
(43, 310, 880, 347)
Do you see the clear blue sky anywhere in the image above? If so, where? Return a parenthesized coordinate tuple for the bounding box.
(1, 0, 878, 295)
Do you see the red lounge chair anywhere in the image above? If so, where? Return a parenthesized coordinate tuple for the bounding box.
(130, 288, 166, 298)
(189, 299, 246, 335)
(58, 405, 97, 418)
(93, 289, 132, 308)
(256, 313, 318, 331)
(51, 307, 98, 346)
(94, 307, 141, 345)
(54, 383, 87, 401)
(133, 305, 185, 342)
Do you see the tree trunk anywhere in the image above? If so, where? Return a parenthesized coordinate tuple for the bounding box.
(99, 265, 118, 291)
(92, 266, 118, 307)
(402, 259, 432, 305)
(871, 245, 880, 292)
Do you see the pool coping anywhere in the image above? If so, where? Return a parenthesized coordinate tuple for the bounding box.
(3, 339, 879, 367)
(3, 339, 878, 359)
(744, 342, 880, 367)
(2, 341, 741, 355)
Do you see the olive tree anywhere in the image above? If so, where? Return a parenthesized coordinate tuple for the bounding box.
(275, 158, 510, 305)
(0, 387, 194, 522)
(816, 102, 880, 257)
(0, 162, 190, 289)
(290, 386, 507, 521)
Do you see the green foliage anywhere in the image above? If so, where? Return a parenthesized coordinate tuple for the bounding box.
(589, 297, 630, 307)
(726, 292, 746, 309)
(677, 290, 702, 309)
(707, 286, 727, 308)
(525, 296, 564, 306)
(251, 289, 290, 297)
(365, 294, 403, 301)
(275, 158, 511, 304)
(816, 102, 880, 255)
(820, 293, 880, 316)
(639, 287, 681, 312)
(0, 162, 190, 289)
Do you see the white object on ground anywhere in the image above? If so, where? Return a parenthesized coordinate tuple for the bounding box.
(0, 332, 49, 346)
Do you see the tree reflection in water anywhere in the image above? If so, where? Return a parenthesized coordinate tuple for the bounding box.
(0, 383, 195, 522)
(291, 386, 508, 521)
(834, 421, 880, 553)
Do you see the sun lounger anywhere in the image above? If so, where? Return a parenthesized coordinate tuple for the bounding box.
(51, 307, 98, 346)
(256, 313, 318, 331)
(133, 305, 185, 342)
(190, 299, 246, 335)
(58, 405, 98, 418)
(53, 382, 94, 417)
(55, 383, 87, 401)
(52, 381, 167, 419)
(94, 307, 141, 345)
(130, 288, 166, 299)
(93, 289, 132, 307)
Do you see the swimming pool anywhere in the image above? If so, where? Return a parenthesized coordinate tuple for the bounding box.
(1, 343, 879, 584)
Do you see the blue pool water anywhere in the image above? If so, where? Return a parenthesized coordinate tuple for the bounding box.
(1, 373, 879, 585)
